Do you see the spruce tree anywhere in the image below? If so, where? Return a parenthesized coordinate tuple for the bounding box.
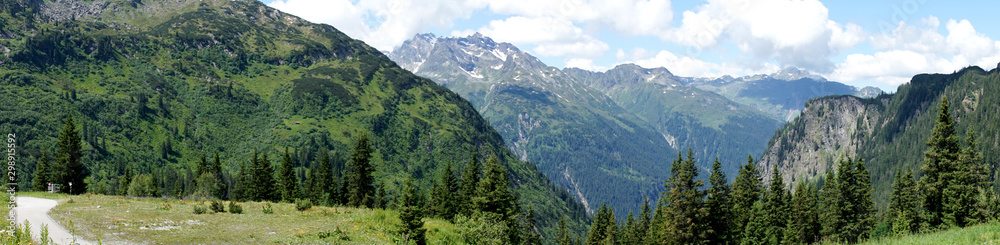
(657, 149, 707, 244)
(740, 199, 768, 245)
(399, 179, 426, 245)
(521, 207, 542, 245)
(197, 153, 208, 176)
(309, 150, 333, 205)
(944, 130, 986, 227)
(919, 96, 961, 229)
(252, 151, 277, 201)
(586, 203, 616, 245)
(430, 161, 459, 220)
(473, 154, 520, 243)
(32, 151, 51, 191)
(785, 181, 820, 244)
(890, 167, 919, 236)
(346, 134, 375, 208)
(278, 147, 298, 203)
(56, 113, 86, 194)
(731, 155, 762, 244)
(706, 157, 732, 244)
(761, 165, 788, 244)
(637, 196, 652, 243)
(459, 152, 480, 215)
(558, 216, 574, 245)
(819, 168, 841, 241)
(211, 152, 227, 199)
(620, 211, 640, 245)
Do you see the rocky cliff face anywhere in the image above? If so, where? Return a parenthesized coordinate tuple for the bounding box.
(757, 95, 886, 184)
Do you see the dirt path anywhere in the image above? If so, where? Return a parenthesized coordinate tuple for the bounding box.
(15, 196, 95, 245)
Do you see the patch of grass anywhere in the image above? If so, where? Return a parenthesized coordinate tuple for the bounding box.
(825, 222, 1000, 245)
(48, 194, 436, 244)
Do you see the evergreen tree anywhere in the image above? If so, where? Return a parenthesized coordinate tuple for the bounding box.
(761, 165, 788, 244)
(919, 97, 961, 230)
(741, 199, 768, 245)
(558, 216, 574, 245)
(430, 161, 460, 220)
(706, 157, 732, 244)
(656, 149, 708, 244)
(731, 155, 762, 244)
(399, 179, 426, 245)
(890, 167, 919, 236)
(637, 196, 652, 243)
(473, 154, 520, 243)
(233, 159, 251, 201)
(346, 134, 375, 208)
(309, 150, 333, 205)
(32, 151, 51, 191)
(211, 152, 227, 199)
(586, 203, 616, 245)
(278, 147, 298, 203)
(620, 211, 640, 245)
(943, 130, 986, 227)
(819, 168, 841, 241)
(785, 181, 820, 244)
(118, 168, 132, 196)
(459, 152, 480, 216)
(251, 150, 277, 201)
(56, 113, 86, 194)
(521, 207, 542, 245)
(844, 158, 875, 242)
(197, 153, 208, 176)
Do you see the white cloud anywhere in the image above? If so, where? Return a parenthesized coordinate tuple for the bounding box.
(663, 0, 863, 73)
(268, 0, 488, 51)
(476, 16, 609, 58)
(632, 50, 778, 78)
(565, 58, 610, 71)
(830, 17, 1000, 91)
(486, 0, 673, 36)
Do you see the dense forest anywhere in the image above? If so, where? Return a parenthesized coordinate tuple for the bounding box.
(574, 97, 998, 244)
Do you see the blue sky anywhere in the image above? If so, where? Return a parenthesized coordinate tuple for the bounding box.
(264, 0, 1000, 92)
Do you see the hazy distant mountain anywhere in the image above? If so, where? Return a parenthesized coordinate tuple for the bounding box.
(679, 67, 884, 122)
(390, 33, 674, 215)
(565, 64, 783, 178)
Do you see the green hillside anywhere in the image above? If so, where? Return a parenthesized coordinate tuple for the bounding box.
(0, 0, 588, 241)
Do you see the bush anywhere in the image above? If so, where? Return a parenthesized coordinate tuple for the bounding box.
(262, 202, 274, 214)
(295, 199, 313, 211)
(228, 202, 243, 214)
(210, 200, 225, 213)
(193, 205, 207, 214)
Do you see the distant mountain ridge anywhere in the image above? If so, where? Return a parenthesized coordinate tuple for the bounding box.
(390, 33, 674, 216)
(678, 67, 883, 122)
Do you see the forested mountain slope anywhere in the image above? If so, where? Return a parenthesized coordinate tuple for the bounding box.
(389, 33, 673, 217)
(0, 0, 588, 239)
(759, 65, 1000, 207)
(566, 64, 784, 178)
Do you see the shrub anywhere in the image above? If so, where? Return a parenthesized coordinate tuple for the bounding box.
(193, 205, 207, 214)
(210, 200, 225, 213)
(228, 202, 243, 214)
(262, 202, 274, 214)
(295, 199, 313, 211)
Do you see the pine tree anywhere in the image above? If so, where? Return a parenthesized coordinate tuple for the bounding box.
(943, 130, 986, 227)
(890, 167, 919, 236)
(56, 113, 86, 194)
(197, 153, 208, 176)
(785, 181, 820, 244)
(731, 155, 762, 244)
(459, 152, 480, 216)
(558, 216, 574, 245)
(819, 168, 841, 241)
(346, 134, 375, 208)
(32, 151, 51, 191)
(656, 149, 708, 244)
(211, 152, 227, 199)
(586, 203, 616, 245)
(399, 179, 426, 245)
(706, 157, 732, 244)
(278, 147, 298, 203)
(521, 207, 542, 245)
(919, 96, 961, 230)
(430, 161, 459, 220)
(761, 165, 788, 244)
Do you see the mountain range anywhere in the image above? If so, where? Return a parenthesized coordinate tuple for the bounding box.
(389, 33, 877, 216)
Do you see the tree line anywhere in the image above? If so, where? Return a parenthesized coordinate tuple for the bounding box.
(576, 96, 998, 245)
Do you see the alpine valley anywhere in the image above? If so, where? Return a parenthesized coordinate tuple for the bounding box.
(389, 33, 877, 217)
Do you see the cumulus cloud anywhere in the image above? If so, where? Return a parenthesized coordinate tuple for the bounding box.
(830, 16, 1000, 91)
(663, 0, 864, 73)
(633, 50, 778, 78)
(268, 0, 488, 51)
(471, 16, 609, 58)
